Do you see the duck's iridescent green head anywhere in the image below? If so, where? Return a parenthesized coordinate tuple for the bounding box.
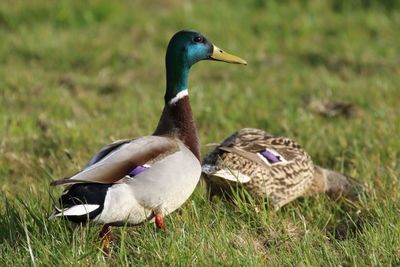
(165, 30, 246, 104)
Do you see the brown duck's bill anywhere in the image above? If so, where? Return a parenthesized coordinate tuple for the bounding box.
(210, 45, 247, 65)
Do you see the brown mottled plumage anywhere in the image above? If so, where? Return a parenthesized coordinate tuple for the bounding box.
(202, 128, 367, 209)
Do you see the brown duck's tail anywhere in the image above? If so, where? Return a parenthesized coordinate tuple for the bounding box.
(313, 165, 368, 200)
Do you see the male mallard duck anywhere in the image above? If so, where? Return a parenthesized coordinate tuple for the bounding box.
(202, 128, 366, 209)
(49, 30, 246, 253)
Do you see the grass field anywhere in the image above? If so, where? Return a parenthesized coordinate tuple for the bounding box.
(1, 0, 399, 265)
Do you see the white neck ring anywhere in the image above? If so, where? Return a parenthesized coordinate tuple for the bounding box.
(169, 89, 188, 105)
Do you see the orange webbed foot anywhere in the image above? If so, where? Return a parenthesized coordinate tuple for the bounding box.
(155, 212, 166, 231)
(99, 225, 112, 257)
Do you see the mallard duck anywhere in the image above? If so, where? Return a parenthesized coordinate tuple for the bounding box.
(49, 30, 247, 253)
(202, 128, 366, 209)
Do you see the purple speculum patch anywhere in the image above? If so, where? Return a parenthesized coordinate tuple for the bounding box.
(259, 150, 281, 164)
(128, 165, 150, 177)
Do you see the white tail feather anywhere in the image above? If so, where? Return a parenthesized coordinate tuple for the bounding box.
(53, 204, 100, 217)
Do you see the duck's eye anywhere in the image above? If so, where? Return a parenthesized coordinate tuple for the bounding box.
(193, 36, 203, 43)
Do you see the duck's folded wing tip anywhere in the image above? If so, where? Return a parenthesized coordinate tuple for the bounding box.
(49, 180, 65, 186)
(50, 178, 88, 186)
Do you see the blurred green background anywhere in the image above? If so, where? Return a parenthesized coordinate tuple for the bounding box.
(0, 0, 399, 265)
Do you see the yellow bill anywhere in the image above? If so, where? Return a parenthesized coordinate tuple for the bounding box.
(210, 45, 247, 65)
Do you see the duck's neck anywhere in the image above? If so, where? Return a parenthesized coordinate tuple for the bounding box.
(164, 55, 190, 103)
(153, 95, 200, 160)
(153, 61, 200, 160)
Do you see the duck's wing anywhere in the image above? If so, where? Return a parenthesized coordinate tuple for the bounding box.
(84, 139, 133, 168)
(217, 146, 267, 166)
(203, 128, 306, 172)
(50, 136, 179, 186)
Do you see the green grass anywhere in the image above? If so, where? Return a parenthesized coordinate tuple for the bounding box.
(1, 0, 399, 265)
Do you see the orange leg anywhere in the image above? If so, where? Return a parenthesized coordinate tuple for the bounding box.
(154, 212, 166, 231)
(99, 225, 112, 257)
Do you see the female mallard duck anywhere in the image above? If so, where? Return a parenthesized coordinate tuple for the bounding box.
(49, 30, 246, 253)
(202, 128, 366, 209)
